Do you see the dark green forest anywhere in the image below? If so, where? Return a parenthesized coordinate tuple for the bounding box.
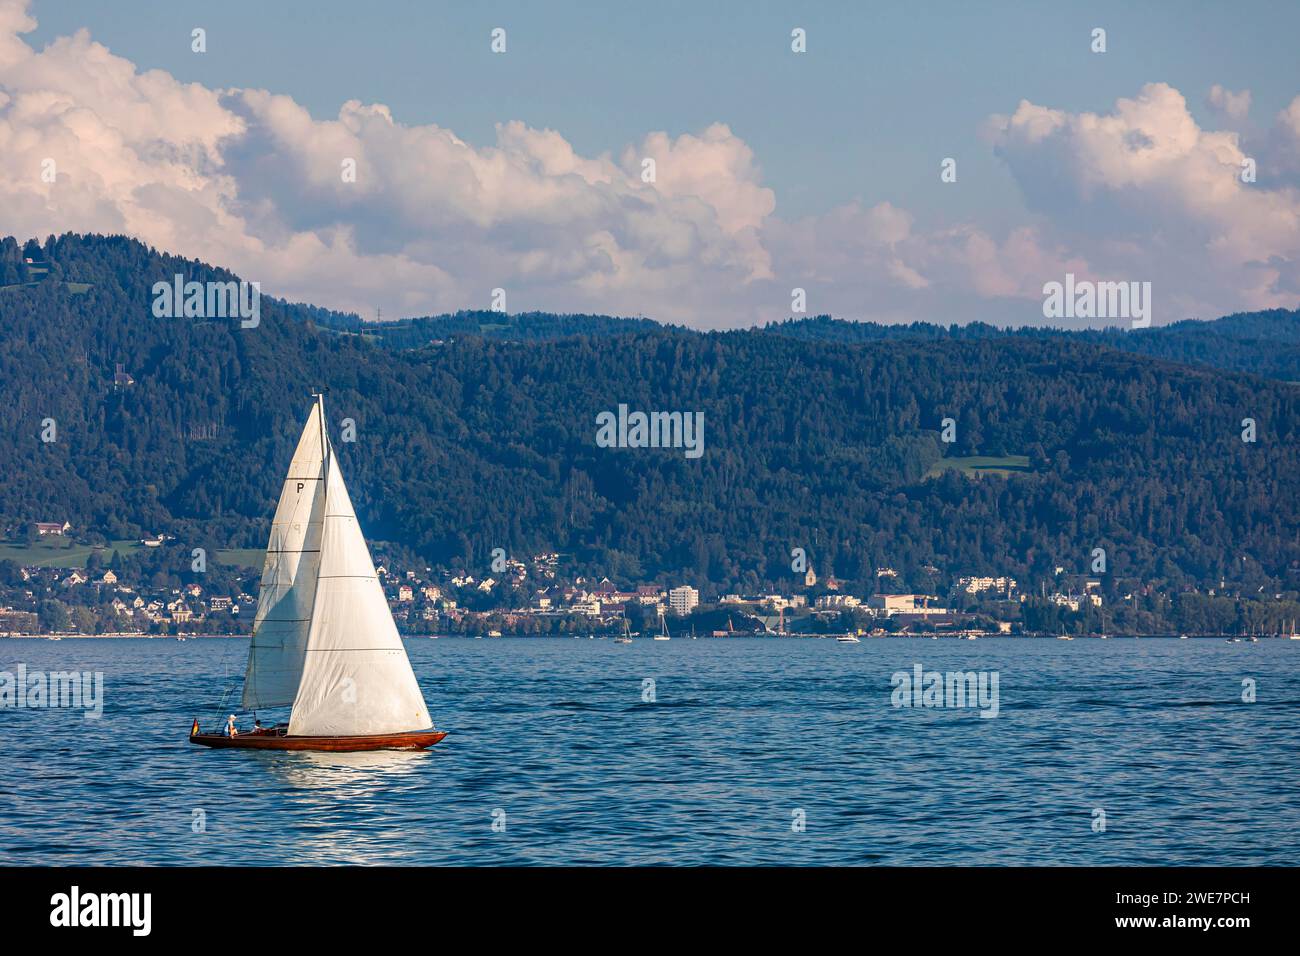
(311, 307, 665, 346)
(313, 298, 1300, 383)
(763, 312, 1300, 382)
(1, 233, 1297, 598)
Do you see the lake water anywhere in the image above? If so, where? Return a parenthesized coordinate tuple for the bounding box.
(1, 637, 1297, 865)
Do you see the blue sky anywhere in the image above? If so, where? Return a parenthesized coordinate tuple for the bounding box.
(28, 0, 1298, 226)
(5, 0, 1300, 326)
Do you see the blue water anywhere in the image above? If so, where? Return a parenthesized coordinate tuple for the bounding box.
(1, 637, 1297, 865)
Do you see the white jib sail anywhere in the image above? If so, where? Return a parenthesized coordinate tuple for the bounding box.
(242, 402, 327, 709)
(287, 408, 432, 736)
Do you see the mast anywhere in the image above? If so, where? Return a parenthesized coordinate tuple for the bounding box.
(316, 392, 328, 509)
(299, 392, 329, 684)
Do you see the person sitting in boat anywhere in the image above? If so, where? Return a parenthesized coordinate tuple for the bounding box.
(253, 719, 263, 734)
(226, 714, 238, 737)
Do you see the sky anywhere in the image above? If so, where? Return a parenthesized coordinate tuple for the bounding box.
(2, 0, 1300, 328)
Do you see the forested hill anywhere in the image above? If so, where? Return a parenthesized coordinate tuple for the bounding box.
(763, 312, 1300, 381)
(1, 232, 1298, 595)
(311, 308, 664, 345)
(315, 304, 1300, 382)
(12, 231, 1295, 377)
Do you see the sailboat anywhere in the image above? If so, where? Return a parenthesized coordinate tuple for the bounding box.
(190, 396, 446, 752)
(654, 613, 671, 640)
(614, 617, 633, 644)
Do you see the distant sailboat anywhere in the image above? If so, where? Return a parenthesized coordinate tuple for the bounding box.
(836, 633, 860, 643)
(654, 613, 671, 641)
(614, 617, 633, 644)
(190, 396, 445, 752)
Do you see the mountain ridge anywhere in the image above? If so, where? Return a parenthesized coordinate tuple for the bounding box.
(1, 232, 1296, 597)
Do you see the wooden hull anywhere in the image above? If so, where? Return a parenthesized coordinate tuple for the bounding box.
(190, 729, 447, 752)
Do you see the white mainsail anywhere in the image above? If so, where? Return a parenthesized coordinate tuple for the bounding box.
(242, 402, 327, 709)
(244, 397, 433, 737)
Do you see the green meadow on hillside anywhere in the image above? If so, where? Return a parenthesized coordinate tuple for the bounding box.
(214, 548, 265, 568)
(0, 537, 142, 568)
(926, 455, 1032, 478)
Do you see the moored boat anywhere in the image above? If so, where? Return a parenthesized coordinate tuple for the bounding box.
(614, 617, 633, 644)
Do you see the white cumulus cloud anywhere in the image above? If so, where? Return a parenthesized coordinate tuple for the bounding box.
(0, 0, 1297, 328)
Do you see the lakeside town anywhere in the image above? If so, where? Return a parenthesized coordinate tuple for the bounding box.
(3, 521, 1299, 640)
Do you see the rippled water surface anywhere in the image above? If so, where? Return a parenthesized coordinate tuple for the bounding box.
(1, 637, 1297, 865)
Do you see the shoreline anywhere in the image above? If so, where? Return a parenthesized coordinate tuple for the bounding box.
(3, 632, 1291, 641)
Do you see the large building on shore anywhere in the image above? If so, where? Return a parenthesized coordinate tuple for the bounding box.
(867, 594, 949, 616)
(669, 585, 699, 616)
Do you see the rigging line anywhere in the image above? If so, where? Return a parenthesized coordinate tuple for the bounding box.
(209, 631, 242, 725)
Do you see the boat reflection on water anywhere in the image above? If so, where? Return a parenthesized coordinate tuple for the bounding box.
(257, 747, 434, 791)
(245, 748, 440, 864)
